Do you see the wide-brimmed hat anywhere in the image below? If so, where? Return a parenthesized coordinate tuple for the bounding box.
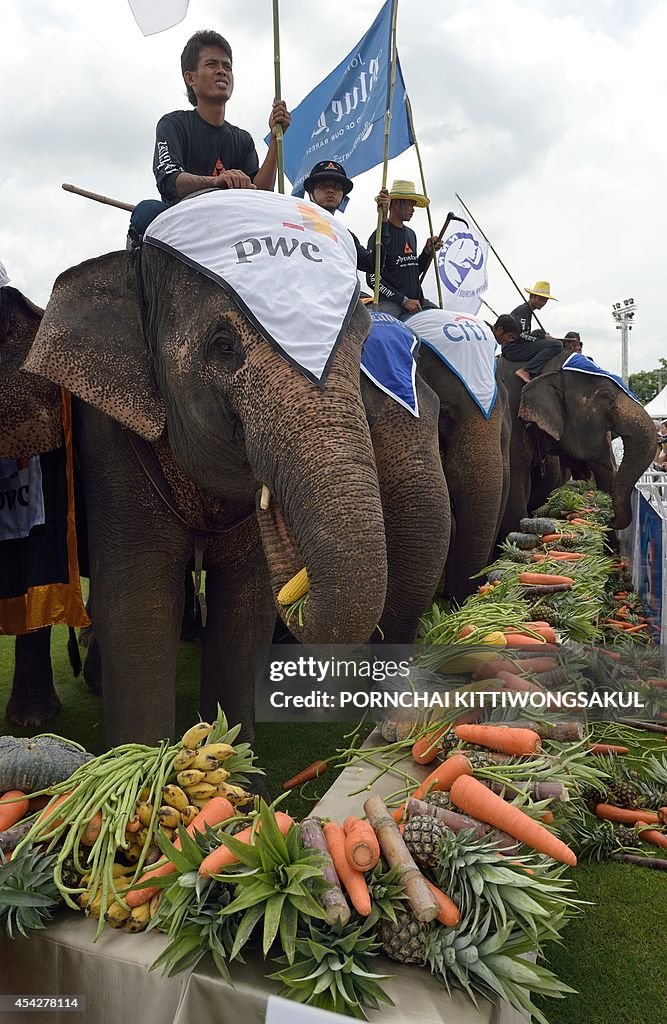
(388, 180, 429, 208)
(303, 160, 353, 196)
(525, 280, 558, 301)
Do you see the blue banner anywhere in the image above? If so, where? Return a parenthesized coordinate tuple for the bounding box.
(274, 0, 414, 197)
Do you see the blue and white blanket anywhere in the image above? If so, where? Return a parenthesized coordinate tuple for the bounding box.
(405, 309, 497, 418)
(561, 353, 640, 404)
(361, 312, 419, 417)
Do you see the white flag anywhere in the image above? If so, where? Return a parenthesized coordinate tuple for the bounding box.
(437, 215, 489, 315)
(145, 191, 359, 385)
(128, 0, 189, 36)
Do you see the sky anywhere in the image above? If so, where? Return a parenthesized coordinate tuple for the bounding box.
(1, 0, 665, 377)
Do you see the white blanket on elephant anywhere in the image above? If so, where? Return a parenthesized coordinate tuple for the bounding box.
(0, 456, 45, 540)
(405, 309, 497, 418)
(144, 191, 359, 386)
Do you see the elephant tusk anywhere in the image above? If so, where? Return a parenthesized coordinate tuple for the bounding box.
(260, 484, 272, 511)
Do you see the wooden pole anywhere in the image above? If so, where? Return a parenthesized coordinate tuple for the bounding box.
(272, 0, 285, 194)
(372, 0, 400, 310)
(418, 212, 460, 284)
(405, 94, 442, 308)
(62, 183, 135, 212)
(455, 191, 546, 333)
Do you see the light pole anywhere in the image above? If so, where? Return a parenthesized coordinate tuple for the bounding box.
(611, 297, 637, 385)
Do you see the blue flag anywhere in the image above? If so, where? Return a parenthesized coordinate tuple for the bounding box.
(273, 0, 414, 197)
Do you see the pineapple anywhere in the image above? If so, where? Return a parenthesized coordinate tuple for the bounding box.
(378, 908, 429, 964)
(402, 814, 449, 871)
(567, 818, 639, 861)
(420, 790, 451, 811)
(270, 917, 394, 1018)
(367, 862, 407, 923)
(606, 780, 644, 809)
(0, 848, 60, 938)
(151, 878, 239, 981)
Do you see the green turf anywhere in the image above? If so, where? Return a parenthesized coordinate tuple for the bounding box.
(1, 626, 666, 1023)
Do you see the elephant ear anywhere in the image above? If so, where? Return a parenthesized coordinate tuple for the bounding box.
(518, 371, 565, 441)
(22, 251, 165, 440)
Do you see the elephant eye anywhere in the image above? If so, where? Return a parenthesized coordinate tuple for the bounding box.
(206, 324, 242, 360)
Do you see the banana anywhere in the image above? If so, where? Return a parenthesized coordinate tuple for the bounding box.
(162, 785, 190, 811)
(173, 748, 197, 771)
(134, 826, 150, 848)
(198, 742, 236, 761)
(124, 842, 142, 863)
(78, 889, 93, 910)
(157, 805, 181, 829)
(183, 782, 216, 801)
(104, 901, 131, 927)
(176, 769, 206, 788)
(181, 804, 199, 827)
(87, 891, 115, 920)
(189, 751, 220, 772)
(111, 862, 136, 877)
(124, 902, 152, 932)
(136, 801, 154, 828)
(159, 825, 175, 841)
(138, 785, 151, 802)
(216, 782, 249, 802)
(181, 722, 213, 748)
(203, 767, 230, 785)
(149, 892, 163, 918)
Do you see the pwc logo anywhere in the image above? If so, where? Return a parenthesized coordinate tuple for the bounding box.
(231, 202, 337, 265)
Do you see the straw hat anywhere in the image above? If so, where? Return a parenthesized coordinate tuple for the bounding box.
(525, 280, 558, 301)
(388, 180, 429, 208)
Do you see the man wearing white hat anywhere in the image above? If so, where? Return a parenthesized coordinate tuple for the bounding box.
(365, 180, 442, 320)
(504, 280, 563, 382)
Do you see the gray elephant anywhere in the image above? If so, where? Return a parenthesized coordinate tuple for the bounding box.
(496, 351, 657, 537)
(0, 285, 85, 726)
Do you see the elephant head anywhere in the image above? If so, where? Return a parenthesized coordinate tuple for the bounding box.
(518, 360, 656, 529)
(22, 245, 388, 643)
(0, 286, 62, 458)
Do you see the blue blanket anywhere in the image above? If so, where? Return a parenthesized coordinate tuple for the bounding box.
(562, 353, 640, 404)
(361, 312, 419, 417)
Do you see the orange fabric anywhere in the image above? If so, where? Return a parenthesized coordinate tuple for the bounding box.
(0, 390, 89, 634)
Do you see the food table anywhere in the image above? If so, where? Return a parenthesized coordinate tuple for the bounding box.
(0, 732, 528, 1024)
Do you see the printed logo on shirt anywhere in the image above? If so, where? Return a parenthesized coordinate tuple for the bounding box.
(403, 242, 414, 254)
(212, 158, 226, 176)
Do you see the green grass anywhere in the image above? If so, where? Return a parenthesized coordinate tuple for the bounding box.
(1, 627, 666, 1022)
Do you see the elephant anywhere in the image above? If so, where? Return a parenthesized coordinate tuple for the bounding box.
(19, 242, 395, 749)
(415, 345, 510, 602)
(496, 351, 657, 537)
(0, 285, 82, 726)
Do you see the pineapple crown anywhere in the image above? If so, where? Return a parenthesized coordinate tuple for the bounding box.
(0, 848, 60, 938)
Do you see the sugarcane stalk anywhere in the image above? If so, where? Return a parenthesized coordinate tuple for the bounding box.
(617, 719, 667, 735)
(610, 853, 667, 871)
(480, 780, 568, 803)
(364, 795, 439, 922)
(0, 821, 32, 853)
(300, 817, 351, 925)
(498, 721, 584, 742)
(406, 798, 519, 852)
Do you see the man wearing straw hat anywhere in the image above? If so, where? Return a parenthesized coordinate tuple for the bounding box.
(365, 180, 442, 320)
(503, 280, 563, 382)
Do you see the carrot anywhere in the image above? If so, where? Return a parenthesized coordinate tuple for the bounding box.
(497, 670, 546, 695)
(503, 633, 548, 647)
(533, 552, 585, 562)
(455, 724, 542, 756)
(197, 809, 293, 880)
(595, 805, 659, 826)
(519, 572, 575, 586)
(636, 828, 667, 851)
(392, 754, 474, 823)
(36, 791, 75, 832)
(658, 808, 667, 825)
(539, 533, 561, 543)
(282, 760, 328, 790)
(587, 743, 629, 756)
(457, 624, 477, 639)
(649, 680, 667, 689)
(623, 624, 649, 634)
(423, 878, 461, 927)
(412, 725, 450, 765)
(323, 821, 371, 915)
(541, 811, 554, 825)
(343, 816, 380, 872)
(569, 517, 594, 526)
(450, 776, 577, 866)
(513, 623, 558, 643)
(127, 797, 235, 903)
(80, 810, 103, 847)
(0, 791, 29, 832)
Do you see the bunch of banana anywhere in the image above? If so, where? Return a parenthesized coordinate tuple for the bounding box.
(173, 722, 251, 808)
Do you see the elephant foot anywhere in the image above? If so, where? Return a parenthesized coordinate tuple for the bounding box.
(6, 685, 62, 727)
(83, 638, 103, 696)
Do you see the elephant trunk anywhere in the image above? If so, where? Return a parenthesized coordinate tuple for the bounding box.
(609, 395, 657, 529)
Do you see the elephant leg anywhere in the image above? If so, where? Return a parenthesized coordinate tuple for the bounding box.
(529, 455, 562, 512)
(444, 415, 505, 602)
(498, 422, 533, 541)
(368, 384, 449, 643)
(6, 627, 61, 727)
(200, 519, 274, 745)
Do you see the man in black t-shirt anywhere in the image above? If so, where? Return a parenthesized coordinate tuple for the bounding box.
(129, 29, 291, 240)
(303, 160, 390, 273)
(503, 280, 563, 381)
(365, 180, 442, 320)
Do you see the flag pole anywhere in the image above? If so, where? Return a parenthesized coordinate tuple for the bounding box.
(418, 212, 464, 284)
(405, 94, 442, 308)
(372, 0, 400, 310)
(455, 192, 546, 333)
(272, 0, 285, 194)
